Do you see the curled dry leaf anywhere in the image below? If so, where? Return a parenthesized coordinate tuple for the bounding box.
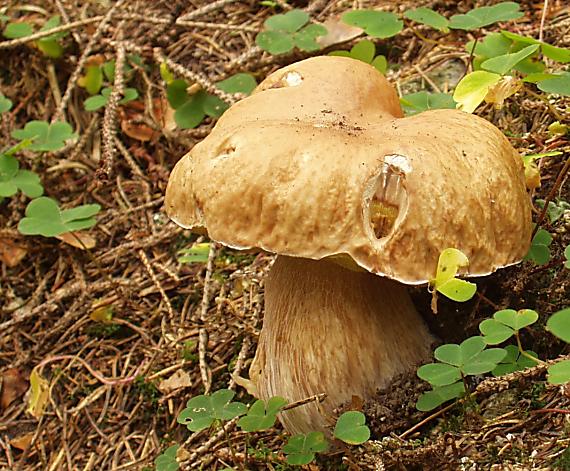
(484, 76, 522, 108)
(0, 238, 28, 267)
(55, 231, 96, 250)
(151, 97, 177, 134)
(118, 106, 160, 142)
(1, 368, 29, 411)
(9, 432, 35, 451)
(317, 17, 362, 48)
(158, 369, 192, 394)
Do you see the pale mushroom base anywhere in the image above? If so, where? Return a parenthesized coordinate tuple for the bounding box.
(249, 255, 435, 435)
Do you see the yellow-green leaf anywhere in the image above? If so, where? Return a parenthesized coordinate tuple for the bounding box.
(27, 367, 49, 419)
(453, 71, 501, 113)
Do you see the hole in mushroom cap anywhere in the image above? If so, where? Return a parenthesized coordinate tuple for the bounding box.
(270, 71, 303, 89)
(368, 155, 410, 239)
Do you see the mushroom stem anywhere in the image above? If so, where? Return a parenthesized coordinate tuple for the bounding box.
(249, 255, 435, 435)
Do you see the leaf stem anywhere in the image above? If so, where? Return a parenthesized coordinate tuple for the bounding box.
(515, 332, 546, 365)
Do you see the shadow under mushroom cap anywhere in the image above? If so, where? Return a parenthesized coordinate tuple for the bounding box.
(166, 56, 532, 284)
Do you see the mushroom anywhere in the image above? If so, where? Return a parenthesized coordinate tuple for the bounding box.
(165, 56, 532, 434)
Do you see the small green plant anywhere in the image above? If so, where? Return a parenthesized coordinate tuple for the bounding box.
(177, 242, 211, 264)
(333, 411, 370, 445)
(329, 39, 387, 74)
(83, 87, 139, 111)
(3, 16, 68, 58)
(341, 10, 403, 39)
(492, 344, 539, 376)
(536, 198, 570, 224)
(18, 197, 101, 237)
(400, 92, 456, 115)
(237, 396, 287, 432)
(256, 9, 327, 54)
(430, 248, 477, 303)
(0, 93, 12, 113)
(479, 309, 539, 345)
(0, 141, 44, 202)
(282, 432, 328, 465)
(154, 445, 179, 471)
(11, 120, 77, 152)
(524, 228, 553, 265)
(164, 72, 256, 129)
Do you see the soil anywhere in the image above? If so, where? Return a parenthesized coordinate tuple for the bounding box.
(0, 0, 569, 470)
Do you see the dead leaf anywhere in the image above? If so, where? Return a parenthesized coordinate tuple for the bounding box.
(27, 367, 49, 419)
(9, 432, 34, 451)
(0, 238, 28, 267)
(317, 17, 362, 48)
(119, 106, 160, 141)
(90, 305, 114, 323)
(158, 370, 192, 394)
(525, 162, 541, 191)
(55, 231, 96, 250)
(484, 76, 522, 108)
(152, 97, 177, 133)
(1, 368, 29, 411)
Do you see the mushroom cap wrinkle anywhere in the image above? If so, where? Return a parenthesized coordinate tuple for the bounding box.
(166, 56, 532, 284)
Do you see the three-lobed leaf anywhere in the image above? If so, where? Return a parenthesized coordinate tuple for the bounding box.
(492, 345, 539, 376)
(282, 431, 328, 465)
(416, 381, 465, 411)
(329, 40, 388, 74)
(448, 2, 523, 30)
(11, 120, 77, 152)
(83, 87, 139, 111)
(524, 228, 552, 265)
(237, 396, 287, 432)
(0, 154, 43, 199)
(341, 10, 403, 39)
(154, 445, 180, 471)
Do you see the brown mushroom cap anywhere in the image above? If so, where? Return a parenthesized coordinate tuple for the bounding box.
(166, 56, 532, 284)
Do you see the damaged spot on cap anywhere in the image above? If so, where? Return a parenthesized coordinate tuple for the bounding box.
(271, 71, 303, 89)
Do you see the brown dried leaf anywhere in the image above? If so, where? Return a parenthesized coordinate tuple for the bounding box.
(158, 369, 192, 393)
(9, 432, 34, 451)
(317, 17, 362, 48)
(1, 368, 29, 411)
(55, 231, 96, 250)
(484, 76, 522, 108)
(0, 238, 28, 267)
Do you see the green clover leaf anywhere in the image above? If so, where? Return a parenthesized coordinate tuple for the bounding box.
(417, 362, 461, 387)
(264, 10, 309, 33)
(537, 72, 570, 96)
(404, 7, 449, 32)
(329, 40, 388, 74)
(548, 360, 570, 385)
(18, 197, 100, 237)
(448, 2, 523, 30)
(3, 22, 33, 39)
(480, 44, 540, 76)
(0, 154, 43, 199)
(536, 199, 570, 224)
(216, 73, 257, 95)
(431, 248, 477, 302)
(177, 389, 247, 432)
(341, 10, 403, 39)
(546, 308, 570, 343)
(154, 445, 180, 471)
(524, 228, 552, 265)
(0, 94, 12, 113)
(416, 381, 466, 411)
(453, 70, 501, 113)
(400, 92, 456, 116)
(282, 431, 328, 465)
(237, 396, 287, 432)
(333, 411, 370, 445)
(83, 87, 139, 111)
(492, 345, 539, 376)
(11, 120, 77, 152)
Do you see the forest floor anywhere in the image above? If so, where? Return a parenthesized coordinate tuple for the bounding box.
(0, 0, 569, 470)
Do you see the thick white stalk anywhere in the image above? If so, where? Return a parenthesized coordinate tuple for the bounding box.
(250, 255, 434, 435)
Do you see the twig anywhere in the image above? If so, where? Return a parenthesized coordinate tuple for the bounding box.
(97, 26, 126, 180)
(539, 0, 549, 42)
(282, 393, 327, 411)
(177, 0, 238, 22)
(228, 337, 251, 390)
(54, 0, 83, 46)
(399, 401, 458, 439)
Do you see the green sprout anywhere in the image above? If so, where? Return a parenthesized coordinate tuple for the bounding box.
(282, 431, 328, 465)
(154, 445, 180, 471)
(177, 389, 247, 432)
(18, 197, 101, 237)
(256, 9, 327, 55)
(524, 228, 553, 265)
(333, 411, 370, 445)
(83, 87, 139, 111)
(329, 39, 387, 74)
(11, 120, 77, 152)
(430, 248, 477, 303)
(400, 92, 456, 116)
(341, 10, 403, 39)
(237, 396, 287, 432)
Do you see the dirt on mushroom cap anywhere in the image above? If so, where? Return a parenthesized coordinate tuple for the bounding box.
(165, 56, 532, 284)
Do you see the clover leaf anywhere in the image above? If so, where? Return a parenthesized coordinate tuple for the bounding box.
(453, 70, 501, 113)
(416, 381, 466, 411)
(256, 9, 327, 54)
(501, 31, 570, 63)
(480, 309, 539, 345)
(400, 92, 456, 116)
(480, 44, 540, 76)
(178, 242, 211, 264)
(3, 22, 33, 38)
(0, 154, 43, 200)
(524, 228, 552, 265)
(342, 10, 403, 39)
(37, 16, 68, 58)
(177, 389, 247, 432)
(329, 40, 388, 74)
(448, 2, 523, 30)
(492, 345, 539, 376)
(11, 120, 77, 152)
(537, 72, 570, 96)
(18, 197, 101, 237)
(0, 94, 12, 113)
(282, 431, 328, 465)
(333, 411, 370, 445)
(404, 7, 449, 32)
(83, 87, 139, 111)
(548, 360, 570, 385)
(154, 445, 180, 471)
(546, 308, 570, 343)
(237, 396, 287, 432)
(536, 199, 570, 224)
(565, 245, 570, 269)
(431, 248, 477, 302)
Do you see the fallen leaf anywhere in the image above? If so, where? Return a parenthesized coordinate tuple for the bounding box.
(9, 432, 34, 451)
(525, 162, 541, 191)
(89, 305, 114, 323)
(27, 367, 49, 419)
(158, 369, 192, 394)
(152, 97, 177, 133)
(317, 17, 362, 48)
(55, 231, 96, 249)
(484, 75, 522, 108)
(119, 106, 160, 141)
(1, 368, 29, 411)
(0, 238, 28, 267)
